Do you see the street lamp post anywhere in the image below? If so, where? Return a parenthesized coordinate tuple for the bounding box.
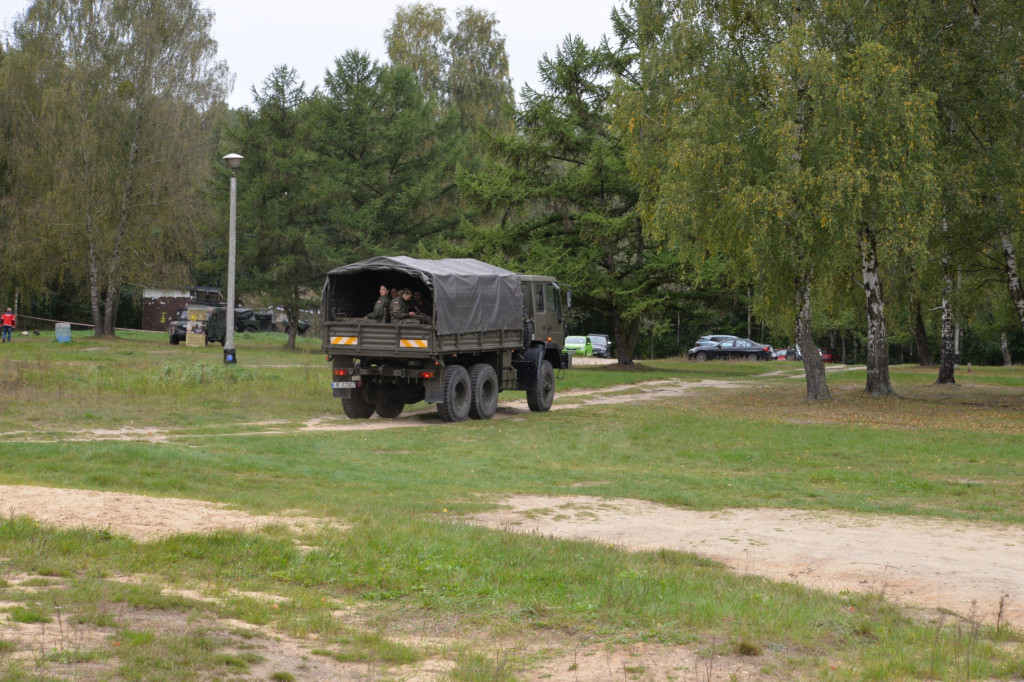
(223, 153, 243, 364)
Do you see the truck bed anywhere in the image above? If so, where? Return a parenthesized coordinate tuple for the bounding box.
(323, 319, 524, 358)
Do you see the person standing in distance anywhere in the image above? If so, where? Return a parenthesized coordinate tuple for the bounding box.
(1, 308, 15, 343)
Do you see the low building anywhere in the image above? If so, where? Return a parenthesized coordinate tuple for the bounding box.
(142, 288, 190, 332)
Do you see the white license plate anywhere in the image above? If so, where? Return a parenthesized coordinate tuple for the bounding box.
(331, 381, 357, 389)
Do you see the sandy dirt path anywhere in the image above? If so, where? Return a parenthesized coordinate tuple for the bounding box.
(3, 484, 1022, 628)
(468, 495, 1024, 627)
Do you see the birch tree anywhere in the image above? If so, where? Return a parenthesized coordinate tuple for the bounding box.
(616, 0, 837, 398)
(617, 0, 940, 396)
(913, 0, 1024, 380)
(385, 3, 514, 134)
(816, 43, 938, 395)
(1, 0, 229, 335)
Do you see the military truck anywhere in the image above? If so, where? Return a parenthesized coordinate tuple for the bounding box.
(321, 256, 570, 422)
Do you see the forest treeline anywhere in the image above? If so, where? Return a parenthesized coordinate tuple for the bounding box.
(1, 0, 1022, 398)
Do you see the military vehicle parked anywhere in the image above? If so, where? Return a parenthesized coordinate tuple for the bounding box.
(238, 309, 311, 336)
(168, 305, 251, 345)
(321, 256, 570, 422)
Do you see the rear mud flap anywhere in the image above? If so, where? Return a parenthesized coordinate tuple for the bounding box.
(424, 375, 444, 404)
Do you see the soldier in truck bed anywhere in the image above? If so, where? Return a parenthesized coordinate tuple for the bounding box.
(364, 284, 390, 322)
(390, 288, 412, 320)
(409, 290, 432, 324)
(410, 290, 428, 314)
(391, 289, 432, 324)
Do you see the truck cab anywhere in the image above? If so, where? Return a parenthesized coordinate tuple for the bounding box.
(520, 276, 566, 350)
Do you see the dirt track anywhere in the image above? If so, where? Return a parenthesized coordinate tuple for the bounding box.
(467, 495, 1024, 627)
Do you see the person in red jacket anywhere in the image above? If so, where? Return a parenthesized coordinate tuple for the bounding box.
(1, 308, 15, 343)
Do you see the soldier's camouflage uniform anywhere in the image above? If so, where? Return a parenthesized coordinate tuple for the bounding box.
(366, 294, 390, 322)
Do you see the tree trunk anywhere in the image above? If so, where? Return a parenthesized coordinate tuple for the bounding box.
(860, 227, 893, 396)
(937, 248, 956, 384)
(1000, 230, 1024, 335)
(795, 275, 830, 400)
(913, 299, 932, 366)
(87, 225, 104, 334)
(100, 122, 142, 337)
(1000, 332, 1012, 367)
(612, 313, 638, 366)
(746, 286, 752, 339)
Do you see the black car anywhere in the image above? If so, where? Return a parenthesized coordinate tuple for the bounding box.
(687, 337, 773, 361)
(588, 333, 612, 358)
(695, 334, 739, 346)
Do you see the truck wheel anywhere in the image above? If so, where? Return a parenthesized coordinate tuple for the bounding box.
(437, 365, 471, 422)
(375, 397, 405, 419)
(468, 363, 498, 420)
(526, 360, 555, 412)
(169, 335, 179, 345)
(342, 387, 376, 419)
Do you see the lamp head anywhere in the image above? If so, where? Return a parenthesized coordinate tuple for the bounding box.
(222, 153, 243, 171)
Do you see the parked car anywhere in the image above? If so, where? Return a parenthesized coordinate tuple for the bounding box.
(695, 334, 739, 347)
(588, 333, 611, 358)
(820, 347, 834, 363)
(564, 335, 593, 356)
(775, 346, 802, 361)
(687, 337, 773, 361)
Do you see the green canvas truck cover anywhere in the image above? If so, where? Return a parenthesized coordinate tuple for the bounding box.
(324, 256, 524, 336)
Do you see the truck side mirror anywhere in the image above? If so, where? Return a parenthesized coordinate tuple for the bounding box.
(565, 288, 572, 309)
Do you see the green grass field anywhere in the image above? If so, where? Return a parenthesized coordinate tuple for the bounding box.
(1, 331, 1023, 680)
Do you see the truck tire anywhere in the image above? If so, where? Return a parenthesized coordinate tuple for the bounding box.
(526, 360, 555, 412)
(468, 363, 499, 420)
(342, 387, 376, 419)
(375, 396, 405, 419)
(437, 364, 471, 423)
(169, 335, 179, 345)
(523, 319, 534, 347)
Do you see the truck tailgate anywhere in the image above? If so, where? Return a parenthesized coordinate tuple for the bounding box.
(325, 322, 433, 356)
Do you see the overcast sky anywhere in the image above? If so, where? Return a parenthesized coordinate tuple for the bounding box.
(1, 0, 622, 108)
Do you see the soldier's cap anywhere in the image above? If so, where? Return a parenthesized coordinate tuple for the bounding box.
(402, 288, 412, 295)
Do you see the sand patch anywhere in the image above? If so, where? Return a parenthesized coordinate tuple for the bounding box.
(468, 494, 1024, 627)
(0, 485, 338, 541)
